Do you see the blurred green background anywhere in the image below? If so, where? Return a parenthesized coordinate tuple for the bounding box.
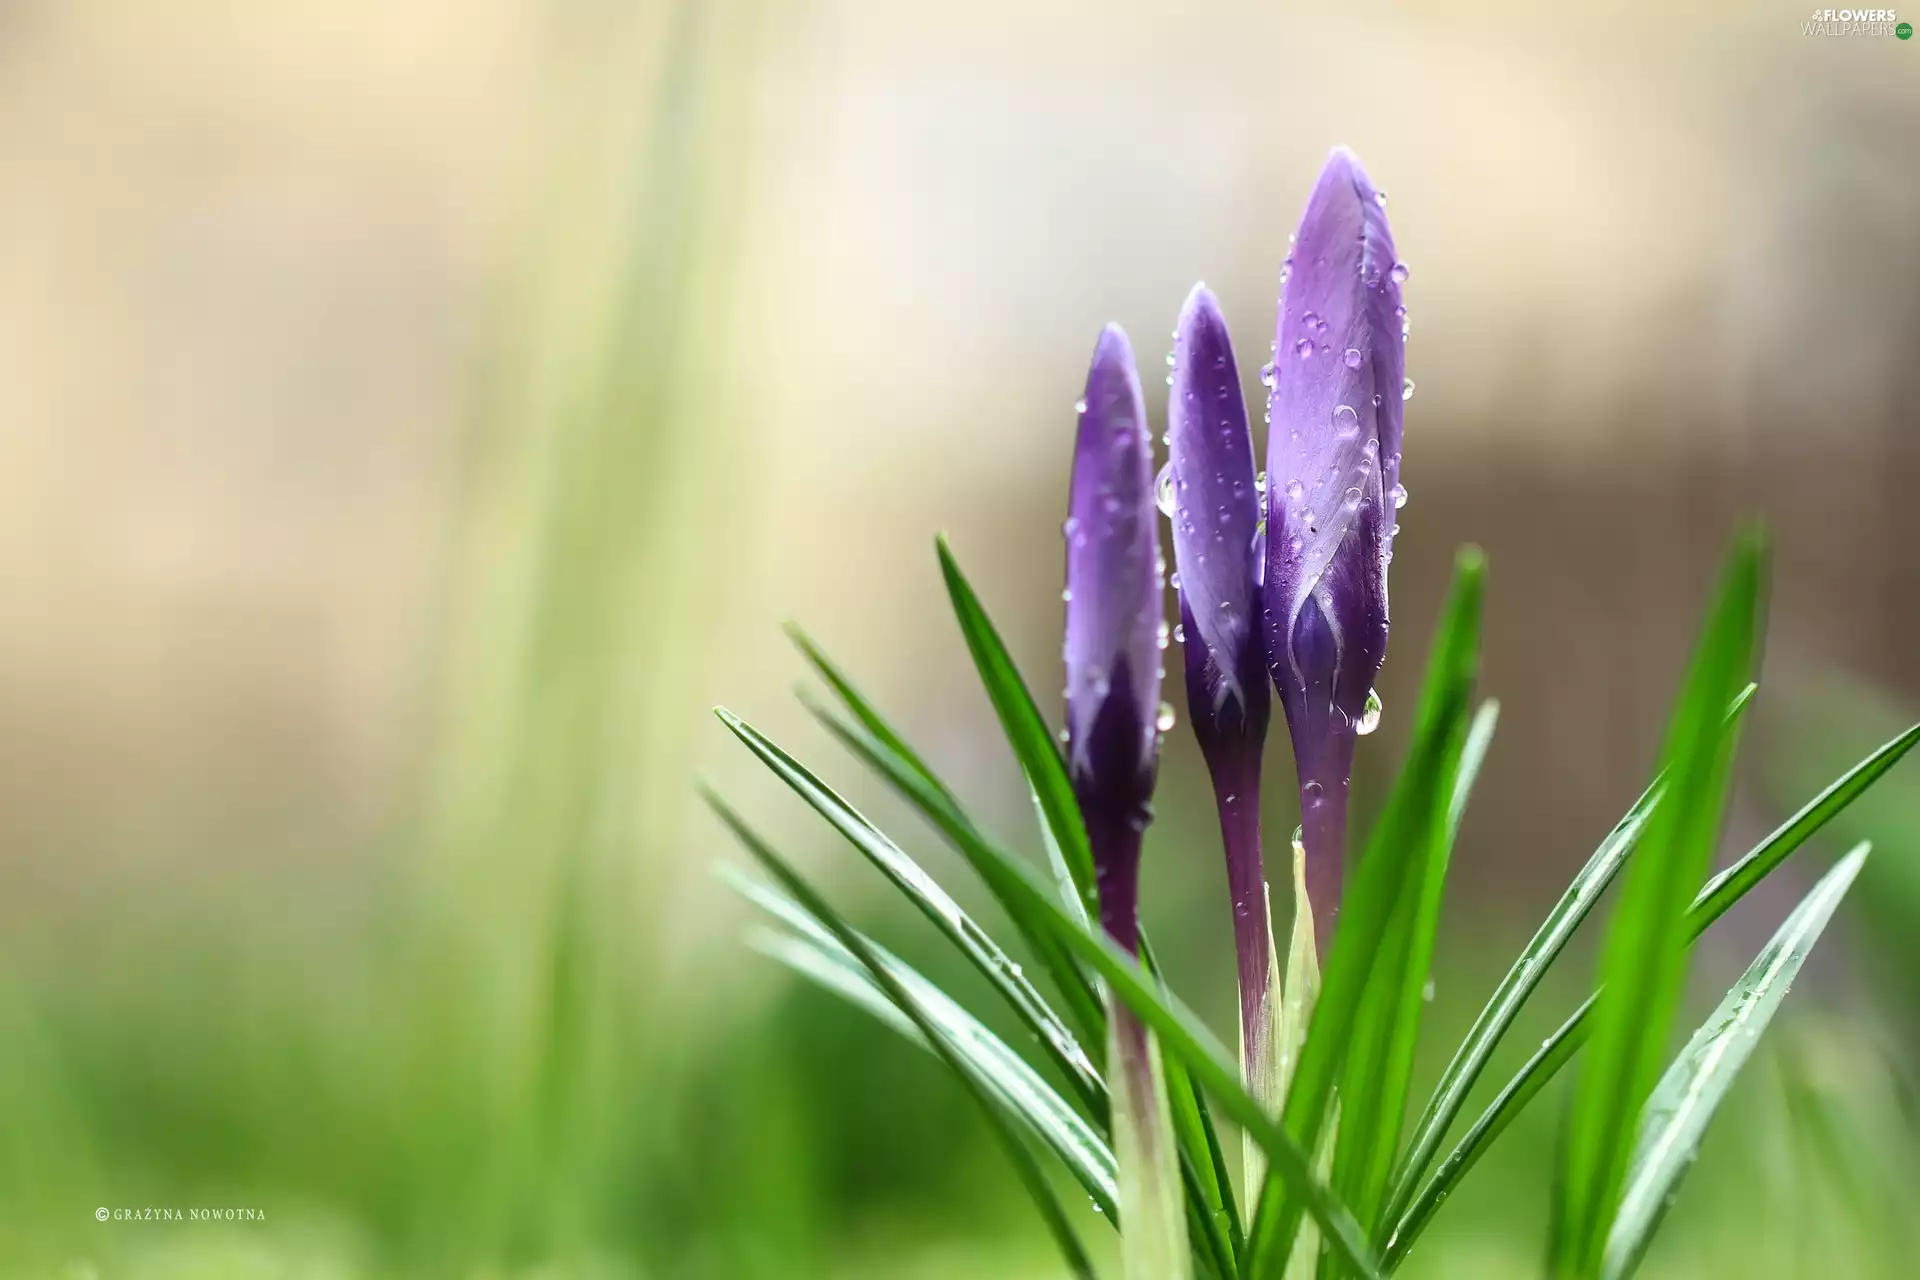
(0, 1, 1916, 1275)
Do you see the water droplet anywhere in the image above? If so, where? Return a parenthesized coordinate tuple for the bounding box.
(1302, 310, 1318, 328)
(1156, 619, 1171, 650)
(1156, 702, 1177, 732)
(1390, 261, 1410, 284)
(1332, 404, 1360, 437)
(1372, 393, 1383, 408)
(1302, 780, 1324, 803)
(1254, 471, 1268, 494)
(1287, 534, 1303, 555)
(1390, 522, 1401, 536)
(1342, 486, 1363, 508)
(1169, 571, 1182, 590)
(1165, 351, 1176, 366)
(1402, 377, 1416, 402)
(1294, 337, 1314, 358)
(1172, 623, 1186, 643)
(1390, 483, 1408, 509)
(1284, 478, 1304, 502)
(1344, 347, 1363, 368)
(1060, 587, 1072, 602)
(1218, 599, 1233, 615)
(1357, 687, 1383, 736)
(1374, 190, 1389, 207)
(1154, 461, 1177, 517)
(1062, 516, 1079, 538)
(1074, 397, 1088, 414)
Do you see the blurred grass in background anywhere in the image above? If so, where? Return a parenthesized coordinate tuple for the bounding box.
(0, 0, 1916, 1276)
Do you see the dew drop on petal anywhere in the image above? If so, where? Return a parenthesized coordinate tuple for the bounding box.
(1156, 701, 1177, 732)
(1333, 405, 1360, 437)
(1357, 687, 1383, 736)
(1169, 570, 1182, 591)
(1342, 486, 1363, 509)
(1402, 377, 1417, 402)
(1074, 398, 1088, 414)
(1390, 483, 1409, 509)
(1390, 262, 1410, 284)
(1154, 462, 1177, 517)
(1172, 622, 1186, 644)
(1062, 516, 1079, 539)
(1302, 780, 1324, 804)
(1260, 361, 1277, 388)
(1344, 347, 1363, 368)
(1060, 587, 1072, 602)
(1294, 337, 1314, 358)
(1284, 478, 1304, 502)
(1254, 471, 1268, 494)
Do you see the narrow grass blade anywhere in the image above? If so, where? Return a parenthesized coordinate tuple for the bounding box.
(705, 794, 1100, 1278)
(1600, 845, 1868, 1280)
(936, 534, 1098, 921)
(1552, 530, 1765, 1278)
(728, 868, 1119, 1217)
(1320, 700, 1493, 1278)
(802, 692, 1107, 1052)
(787, 622, 961, 810)
(1386, 719, 1919, 1270)
(716, 708, 1105, 1109)
(736, 697, 1254, 1266)
(1385, 686, 1754, 1226)
(1244, 548, 1486, 1279)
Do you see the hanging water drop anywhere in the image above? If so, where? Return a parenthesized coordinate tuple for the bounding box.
(1172, 622, 1186, 644)
(1156, 701, 1177, 733)
(1154, 461, 1177, 517)
(1402, 377, 1416, 402)
(1357, 687, 1383, 736)
(1074, 397, 1088, 414)
(1390, 262, 1410, 284)
(1390, 482, 1408, 509)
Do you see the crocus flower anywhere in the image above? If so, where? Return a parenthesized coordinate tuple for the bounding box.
(1064, 324, 1165, 956)
(1162, 284, 1277, 1115)
(1064, 323, 1188, 1278)
(1264, 147, 1407, 951)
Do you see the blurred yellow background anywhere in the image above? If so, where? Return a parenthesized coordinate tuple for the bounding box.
(1, 1, 1916, 1276)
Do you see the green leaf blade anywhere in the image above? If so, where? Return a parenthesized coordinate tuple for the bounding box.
(1552, 530, 1766, 1277)
(706, 793, 1100, 1279)
(1601, 843, 1870, 1280)
(936, 535, 1099, 922)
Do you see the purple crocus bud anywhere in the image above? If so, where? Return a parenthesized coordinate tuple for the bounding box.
(1067, 325, 1190, 1277)
(1163, 284, 1276, 1104)
(1264, 147, 1406, 951)
(1064, 323, 1164, 955)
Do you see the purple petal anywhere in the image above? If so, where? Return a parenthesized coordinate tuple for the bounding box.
(1167, 284, 1269, 746)
(1264, 146, 1403, 730)
(1064, 324, 1162, 809)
